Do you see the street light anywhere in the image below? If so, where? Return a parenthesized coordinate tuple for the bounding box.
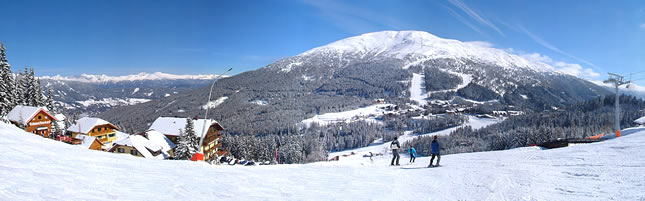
(204, 67, 232, 119)
(194, 67, 232, 162)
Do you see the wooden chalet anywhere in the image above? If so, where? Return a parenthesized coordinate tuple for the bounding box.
(149, 117, 224, 161)
(67, 117, 119, 150)
(7, 105, 58, 138)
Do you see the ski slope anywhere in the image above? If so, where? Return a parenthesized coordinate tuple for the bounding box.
(1, 122, 644, 200)
(330, 115, 502, 159)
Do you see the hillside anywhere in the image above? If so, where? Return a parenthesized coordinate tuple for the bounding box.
(99, 31, 610, 134)
(1, 121, 644, 200)
(40, 72, 225, 115)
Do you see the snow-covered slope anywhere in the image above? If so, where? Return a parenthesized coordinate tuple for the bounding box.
(40, 72, 229, 83)
(2, 121, 644, 200)
(297, 30, 554, 72)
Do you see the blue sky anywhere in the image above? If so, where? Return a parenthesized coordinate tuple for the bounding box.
(1, 0, 644, 84)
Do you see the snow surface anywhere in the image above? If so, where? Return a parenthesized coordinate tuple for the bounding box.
(408, 71, 474, 105)
(299, 31, 555, 72)
(202, 97, 228, 109)
(75, 98, 150, 107)
(1, 121, 644, 200)
(409, 73, 427, 105)
(131, 87, 140, 95)
(635, 115, 645, 124)
(40, 72, 229, 83)
(250, 100, 268, 105)
(301, 104, 395, 126)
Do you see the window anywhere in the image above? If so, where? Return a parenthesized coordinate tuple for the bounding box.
(98, 127, 102, 132)
(130, 150, 137, 155)
(108, 133, 115, 138)
(118, 148, 125, 153)
(38, 115, 42, 120)
(97, 135, 104, 139)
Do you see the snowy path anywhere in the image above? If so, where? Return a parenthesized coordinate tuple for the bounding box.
(409, 73, 427, 105)
(1, 122, 644, 200)
(408, 71, 474, 106)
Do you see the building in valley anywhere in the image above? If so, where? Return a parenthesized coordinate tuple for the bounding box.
(108, 130, 176, 159)
(67, 117, 119, 150)
(7, 105, 58, 138)
(149, 117, 224, 161)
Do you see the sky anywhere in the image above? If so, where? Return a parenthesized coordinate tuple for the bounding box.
(0, 0, 644, 84)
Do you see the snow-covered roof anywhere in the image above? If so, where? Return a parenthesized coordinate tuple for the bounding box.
(635, 116, 645, 125)
(54, 114, 66, 121)
(148, 117, 223, 138)
(145, 130, 176, 152)
(129, 135, 164, 159)
(67, 117, 117, 134)
(7, 105, 56, 125)
(112, 130, 175, 159)
(74, 135, 101, 149)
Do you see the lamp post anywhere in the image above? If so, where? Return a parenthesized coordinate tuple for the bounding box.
(204, 67, 232, 120)
(194, 68, 232, 162)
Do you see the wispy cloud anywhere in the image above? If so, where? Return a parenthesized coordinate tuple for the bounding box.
(516, 25, 599, 70)
(302, 0, 407, 34)
(443, 5, 486, 36)
(518, 52, 600, 78)
(446, 0, 504, 36)
(640, 23, 645, 29)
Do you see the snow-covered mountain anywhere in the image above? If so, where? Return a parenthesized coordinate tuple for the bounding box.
(40, 72, 228, 83)
(1, 121, 644, 200)
(292, 30, 553, 72)
(40, 72, 225, 115)
(100, 30, 610, 133)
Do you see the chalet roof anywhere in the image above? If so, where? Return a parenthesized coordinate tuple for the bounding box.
(145, 130, 176, 152)
(67, 117, 118, 134)
(148, 117, 223, 138)
(112, 130, 175, 159)
(635, 116, 645, 125)
(74, 135, 102, 149)
(7, 105, 57, 125)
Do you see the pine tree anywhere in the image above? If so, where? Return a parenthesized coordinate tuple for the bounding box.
(174, 118, 199, 160)
(185, 118, 200, 157)
(174, 130, 191, 160)
(0, 42, 15, 115)
(45, 87, 56, 112)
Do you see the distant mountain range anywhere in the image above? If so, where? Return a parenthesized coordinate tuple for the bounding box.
(98, 31, 612, 134)
(40, 72, 227, 115)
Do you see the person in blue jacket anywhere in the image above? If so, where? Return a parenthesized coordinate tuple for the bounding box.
(428, 135, 441, 167)
(408, 147, 417, 163)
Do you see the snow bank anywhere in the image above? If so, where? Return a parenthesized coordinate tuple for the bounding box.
(76, 98, 150, 107)
(202, 97, 228, 109)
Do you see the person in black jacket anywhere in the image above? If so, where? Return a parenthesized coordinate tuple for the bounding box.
(390, 137, 401, 166)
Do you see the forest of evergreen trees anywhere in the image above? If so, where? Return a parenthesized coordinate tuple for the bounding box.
(0, 43, 57, 119)
(404, 95, 645, 156)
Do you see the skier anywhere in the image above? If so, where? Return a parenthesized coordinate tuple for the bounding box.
(390, 136, 401, 166)
(408, 147, 416, 163)
(428, 135, 441, 168)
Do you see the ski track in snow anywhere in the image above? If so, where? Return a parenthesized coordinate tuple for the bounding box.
(408, 71, 473, 106)
(1, 122, 644, 200)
